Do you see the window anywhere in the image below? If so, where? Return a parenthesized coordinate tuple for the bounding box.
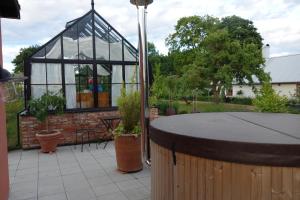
(31, 63, 62, 99)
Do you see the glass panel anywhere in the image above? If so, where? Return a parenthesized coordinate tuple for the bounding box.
(31, 85, 46, 99)
(77, 64, 94, 108)
(48, 85, 62, 95)
(97, 64, 111, 108)
(112, 84, 122, 106)
(125, 65, 138, 83)
(46, 37, 61, 59)
(47, 63, 62, 84)
(66, 85, 78, 109)
(112, 65, 123, 83)
(109, 30, 122, 61)
(98, 84, 110, 108)
(95, 14, 109, 60)
(32, 48, 45, 59)
(63, 25, 78, 59)
(126, 84, 138, 94)
(31, 63, 46, 84)
(124, 41, 137, 61)
(78, 13, 93, 60)
(65, 64, 78, 84)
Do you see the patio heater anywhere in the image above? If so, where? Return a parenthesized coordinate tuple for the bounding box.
(130, 0, 153, 165)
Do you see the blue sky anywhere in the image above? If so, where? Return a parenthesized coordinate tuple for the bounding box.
(2, 0, 300, 72)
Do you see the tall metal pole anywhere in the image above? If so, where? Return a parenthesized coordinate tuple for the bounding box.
(130, 0, 153, 164)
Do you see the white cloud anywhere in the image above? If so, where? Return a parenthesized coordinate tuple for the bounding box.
(1, 0, 300, 71)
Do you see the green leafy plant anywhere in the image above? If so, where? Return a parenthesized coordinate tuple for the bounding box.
(115, 85, 141, 136)
(29, 92, 65, 132)
(253, 83, 288, 113)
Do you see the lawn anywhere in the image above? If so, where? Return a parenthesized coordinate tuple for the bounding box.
(5, 99, 24, 150)
(177, 101, 255, 113)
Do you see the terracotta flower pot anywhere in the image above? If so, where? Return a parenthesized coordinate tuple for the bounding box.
(115, 134, 142, 173)
(36, 130, 62, 153)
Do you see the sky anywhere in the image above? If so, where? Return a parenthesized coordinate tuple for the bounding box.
(2, 0, 300, 72)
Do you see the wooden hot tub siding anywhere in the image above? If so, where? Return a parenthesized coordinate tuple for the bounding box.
(151, 141, 300, 200)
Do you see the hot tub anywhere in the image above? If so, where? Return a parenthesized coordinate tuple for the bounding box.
(149, 112, 300, 200)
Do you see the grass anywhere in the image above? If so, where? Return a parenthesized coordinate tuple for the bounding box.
(5, 99, 24, 150)
(176, 101, 255, 114)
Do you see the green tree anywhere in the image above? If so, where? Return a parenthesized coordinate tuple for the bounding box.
(198, 29, 267, 102)
(220, 15, 263, 48)
(12, 45, 40, 73)
(166, 15, 268, 102)
(253, 83, 288, 113)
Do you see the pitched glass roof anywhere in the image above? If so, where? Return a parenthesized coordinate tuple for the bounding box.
(31, 10, 137, 62)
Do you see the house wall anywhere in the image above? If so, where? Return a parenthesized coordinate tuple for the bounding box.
(20, 110, 119, 149)
(232, 83, 297, 98)
(0, 85, 9, 200)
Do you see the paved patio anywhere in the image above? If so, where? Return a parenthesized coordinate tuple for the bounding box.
(8, 142, 150, 200)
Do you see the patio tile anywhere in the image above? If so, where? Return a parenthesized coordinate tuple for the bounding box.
(11, 180, 37, 192)
(14, 173, 38, 183)
(137, 176, 151, 188)
(97, 191, 128, 200)
(122, 187, 150, 200)
(87, 175, 113, 188)
(116, 179, 144, 191)
(83, 169, 107, 179)
(106, 170, 135, 182)
(38, 169, 61, 179)
(93, 183, 120, 197)
(9, 189, 37, 200)
(62, 174, 90, 191)
(38, 193, 67, 200)
(66, 187, 96, 200)
(8, 142, 150, 200)
(15, 168, 38, 176)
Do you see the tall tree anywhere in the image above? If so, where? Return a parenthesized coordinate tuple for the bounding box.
(12, 45, 40, 74)
(220, 15, 263, 48)
(166, 15, 268, 102)
(194, 29, 267, 102)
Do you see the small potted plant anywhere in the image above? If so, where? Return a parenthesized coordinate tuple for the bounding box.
(114, 86, 142, 172)
(29, 92, 65, 153)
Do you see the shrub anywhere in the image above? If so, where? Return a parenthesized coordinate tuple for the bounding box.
(156, 100, 169, 115)
(225, 97, 253, 105)
(29, 92, 65, 122)
(156, 100, 180, 115)
(253, 83, 288, 113)
(116, 87, 141, 135)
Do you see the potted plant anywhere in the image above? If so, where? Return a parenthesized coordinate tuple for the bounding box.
(114, 86, 142, 172)
(29, 92, 65, 153)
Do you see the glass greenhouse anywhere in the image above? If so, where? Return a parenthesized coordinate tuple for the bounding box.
(24, 9, 139, 111)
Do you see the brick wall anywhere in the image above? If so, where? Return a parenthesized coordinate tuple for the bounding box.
(20, 111, 119, 149)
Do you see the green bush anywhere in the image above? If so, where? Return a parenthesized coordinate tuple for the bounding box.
(225, 97, 253, 105)
(116, 87, 141, 135)
(253, 83, 288, 113)
(29, 92, 65, 122)
(156, 100, 180, 115)
(156, 100, 169, 115)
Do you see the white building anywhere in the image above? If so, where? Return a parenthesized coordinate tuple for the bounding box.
(232, 45, 300, 99)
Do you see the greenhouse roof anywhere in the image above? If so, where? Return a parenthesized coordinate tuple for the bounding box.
(30, 9, 137, 62)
